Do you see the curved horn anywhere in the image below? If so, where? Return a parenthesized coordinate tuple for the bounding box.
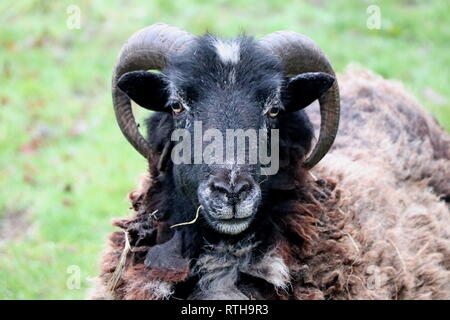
(258, 31, 340, 169)
(112, 23, 195, 158)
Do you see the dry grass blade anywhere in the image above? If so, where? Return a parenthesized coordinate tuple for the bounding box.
(107, 231, 131, 293)
(170, 206, 202, 228)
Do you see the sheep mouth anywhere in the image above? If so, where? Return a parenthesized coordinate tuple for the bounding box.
(206, 215, 253, 235)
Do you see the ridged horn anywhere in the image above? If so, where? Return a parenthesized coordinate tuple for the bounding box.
(259, 31, 340, 169)
(112, 23, 195, 158)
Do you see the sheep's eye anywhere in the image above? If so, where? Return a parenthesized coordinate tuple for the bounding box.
(170, 102, 184, 114)
(267, 106, 280, 118)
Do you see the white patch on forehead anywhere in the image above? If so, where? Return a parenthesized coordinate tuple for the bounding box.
(213, 39, 240, 64)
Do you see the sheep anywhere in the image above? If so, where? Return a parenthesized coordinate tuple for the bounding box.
(89, 24, 450, 300)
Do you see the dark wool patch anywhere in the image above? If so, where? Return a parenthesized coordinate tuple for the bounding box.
(91, 158, 361, 300)
(165, 35, 283, 105)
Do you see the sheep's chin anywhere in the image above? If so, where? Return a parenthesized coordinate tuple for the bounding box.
(205, 215, 253, 235)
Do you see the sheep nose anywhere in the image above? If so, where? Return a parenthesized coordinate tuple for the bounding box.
(210, 176, 253, 204)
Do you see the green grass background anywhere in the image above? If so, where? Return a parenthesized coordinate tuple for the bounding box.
(0, 0, 448, 299)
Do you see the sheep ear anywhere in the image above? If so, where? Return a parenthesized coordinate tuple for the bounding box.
(117, 71, 170, 112)
(281, 72, 335, 112)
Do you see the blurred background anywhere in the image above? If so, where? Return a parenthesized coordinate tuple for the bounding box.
(0, 0, 448, 299)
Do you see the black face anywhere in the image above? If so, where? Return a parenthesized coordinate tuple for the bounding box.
(118, 35, 334, 235)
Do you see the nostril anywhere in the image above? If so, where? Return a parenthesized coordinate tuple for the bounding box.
(234, 180, 252, 197)
(210, 180, 232, 196)
(209, 176, 254, 203)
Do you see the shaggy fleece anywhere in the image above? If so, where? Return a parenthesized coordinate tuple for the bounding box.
(89, 68, 450, 300)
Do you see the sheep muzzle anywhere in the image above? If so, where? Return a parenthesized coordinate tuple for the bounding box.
(197, 168, 262, 235)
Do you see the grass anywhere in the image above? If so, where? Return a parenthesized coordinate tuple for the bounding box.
(0, 0, 448, 299)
